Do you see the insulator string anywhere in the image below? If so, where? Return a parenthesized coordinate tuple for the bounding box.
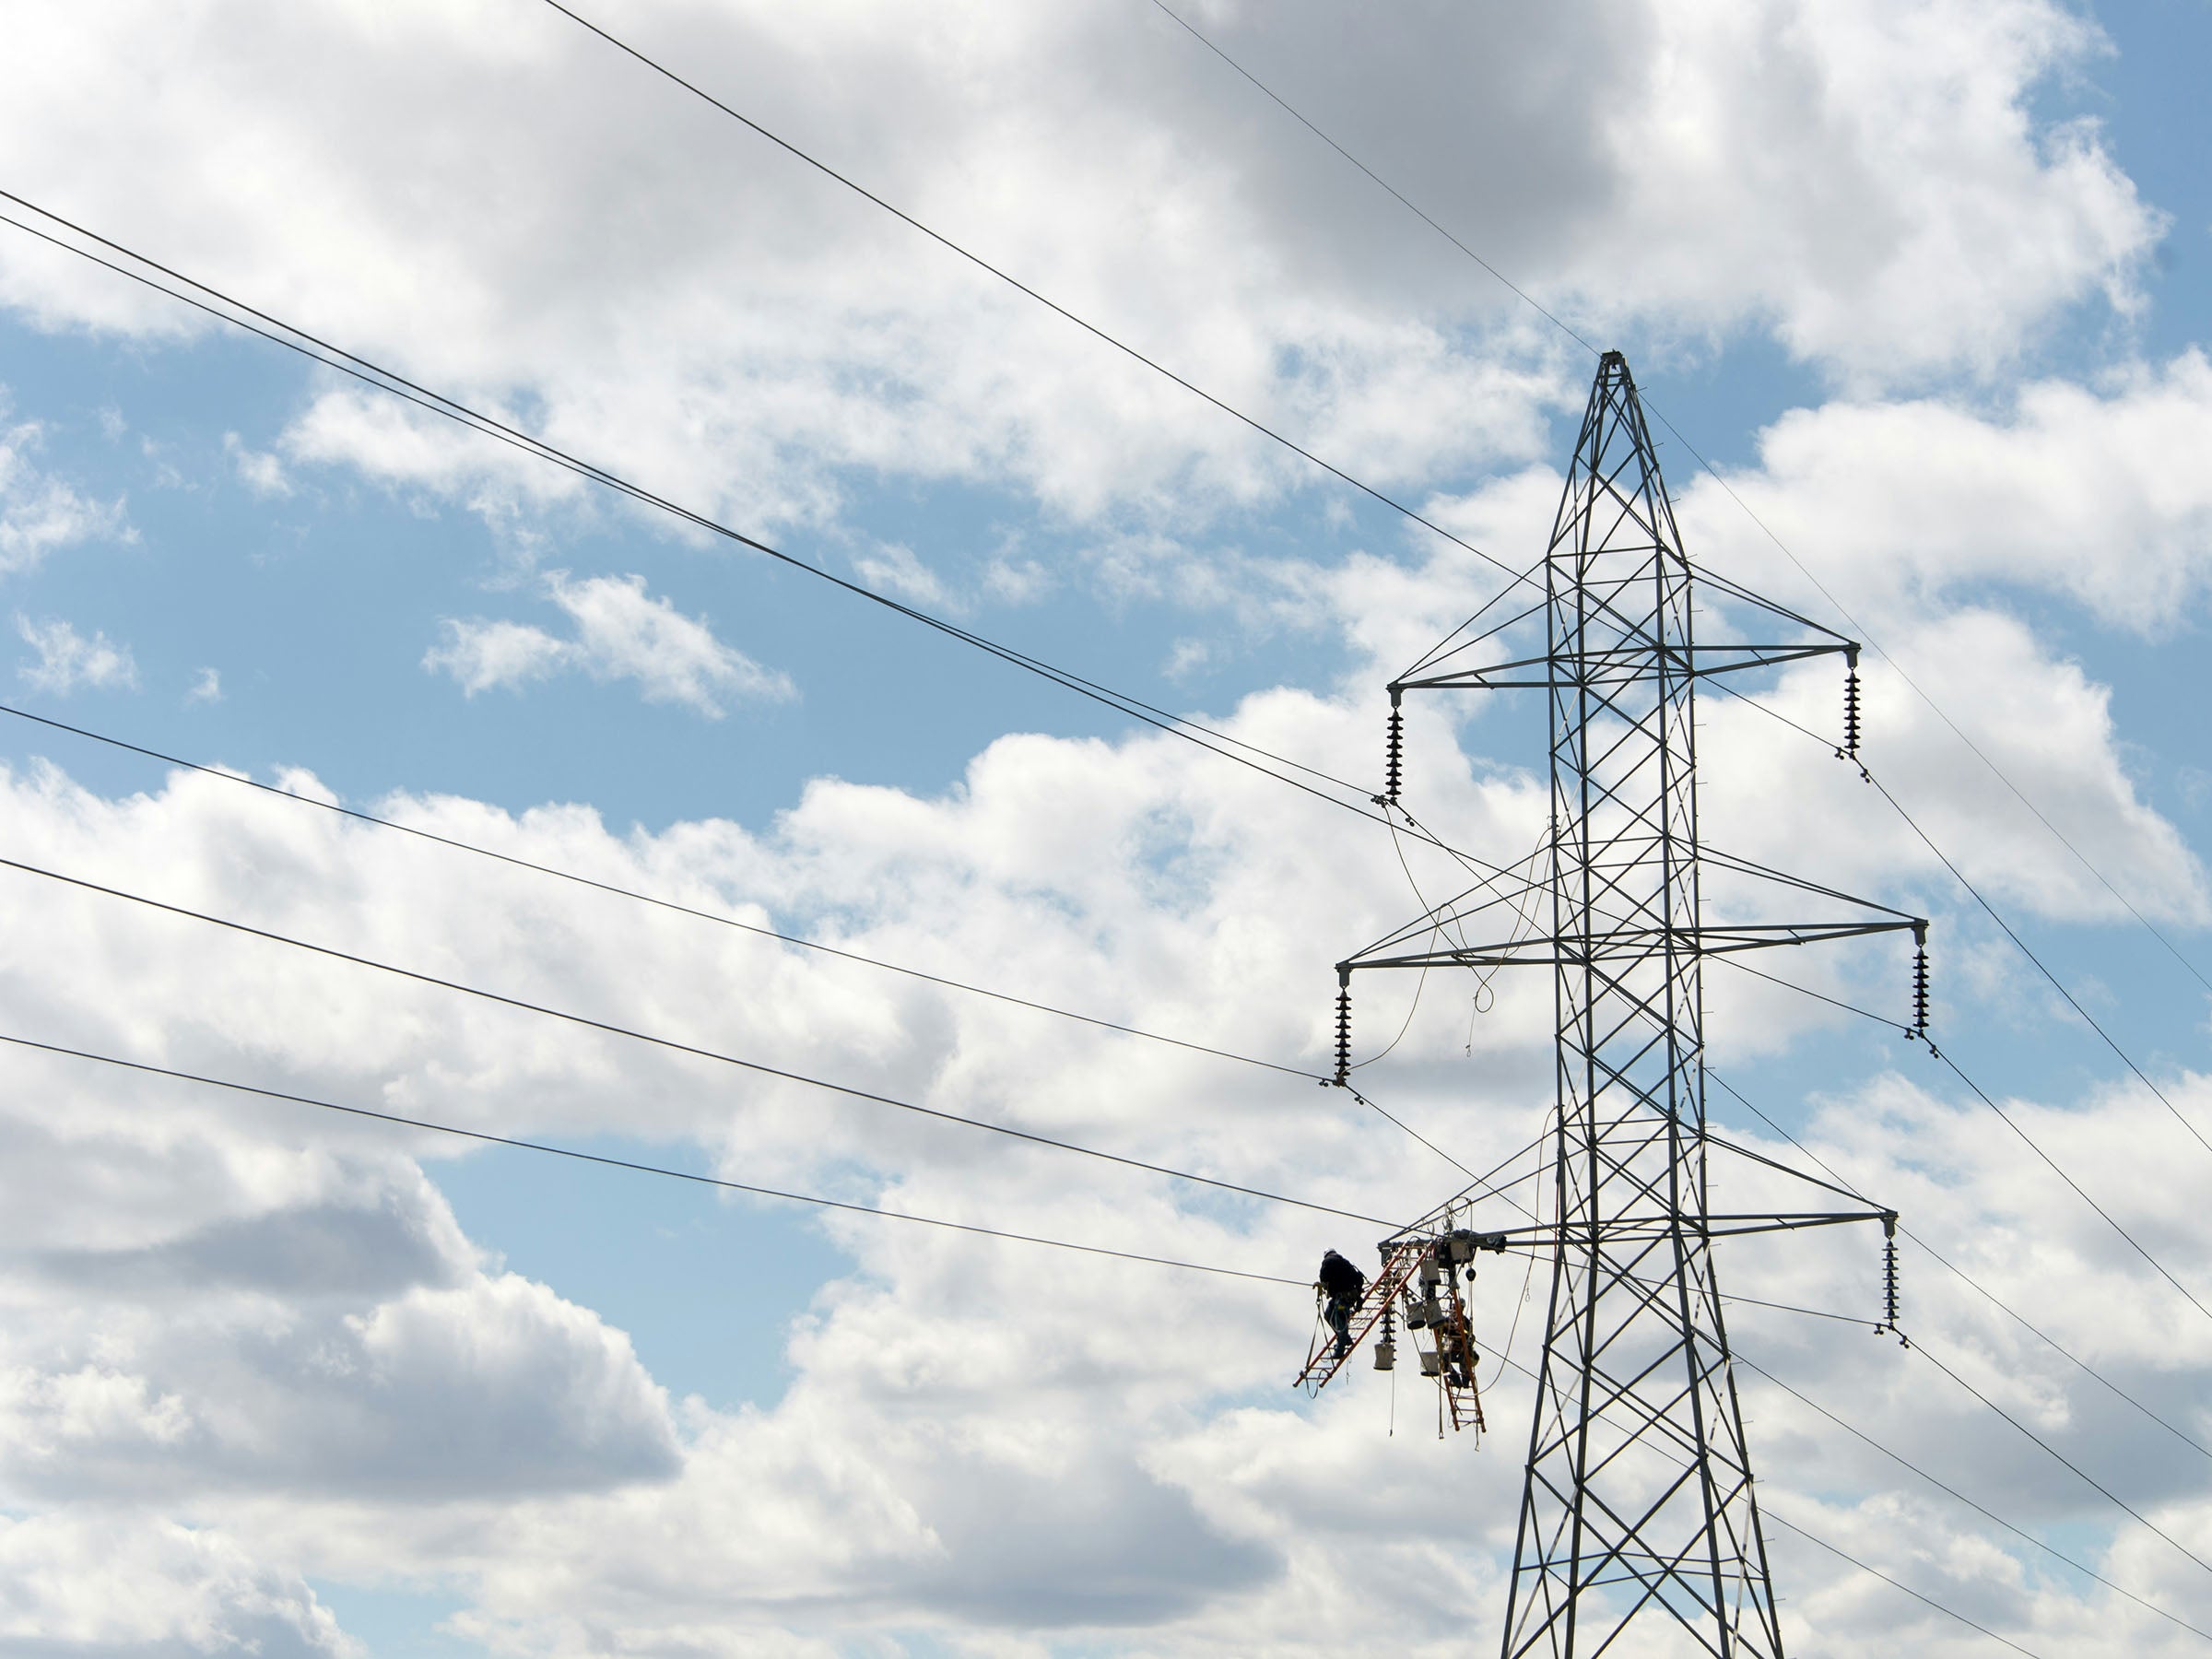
(1839, 648, 1864, 768)
(1382, 689, 1405, 806)
(1911, 925, 1931, 1040)
(1883, 1238, 1904, 1343)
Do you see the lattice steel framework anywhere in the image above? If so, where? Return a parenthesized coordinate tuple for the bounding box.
(1330, 352, 1919, 1657)
(1509, 352, 1776, 1657)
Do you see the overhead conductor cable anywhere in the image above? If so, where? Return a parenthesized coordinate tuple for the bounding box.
(0, 852, 1399, 1230)
(0, 1030, 1303, 1287)
(0, 190, 1549, 887)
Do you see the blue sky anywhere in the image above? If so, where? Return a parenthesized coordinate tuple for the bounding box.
(3, 1, 2212, 1654)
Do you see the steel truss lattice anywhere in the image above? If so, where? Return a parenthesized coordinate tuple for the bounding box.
(1331, 352, 1917, 1658)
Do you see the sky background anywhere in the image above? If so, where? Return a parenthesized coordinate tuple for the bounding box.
(2, 0, 2212, 1653)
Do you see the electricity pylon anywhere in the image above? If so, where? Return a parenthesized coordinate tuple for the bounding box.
(1323, 352, 1919, 1656)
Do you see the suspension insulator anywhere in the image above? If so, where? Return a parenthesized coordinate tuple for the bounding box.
(1910, 924, 1930, 1041)
(1333, 981, 1352, 1086)
(1842, 670, 1862, 760)
(1383, 692, 1405, 806)
(1881, 1236, 1903, 1344)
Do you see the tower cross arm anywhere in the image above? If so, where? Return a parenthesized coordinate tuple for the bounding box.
(1337, 918, 1918, 976)
(1686, 918, 1920, 955)
(1476, 1207, 1899, 1250)
(1394, 639, 1855, 695)
(1697, 1208, 1899, 1239)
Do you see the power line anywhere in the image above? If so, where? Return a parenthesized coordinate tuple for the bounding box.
(535, 0, 1535, 592)
(1485, 1346, 2050, 1656)
(1668, 424, 2212, 1005)
(1906, 1332, 2212, 1583)
(0, 702, 1323, 1083)
(25, 45, 2193, 1631)
(1713, 1043, 2212, 1599)
(1138, 0, 2212, 1037)
(1903, 1229, 2212, 1465)
(1764, 1512, 2046, 1659)
(0, 1030, 1306, 1288)
(26, 961, 2154, 1646)
(6, 911, 2101, 1649)
(1865, 766, 2212, 1158)
(1739, 1354, 2212, 1643)
(1142, 0, 1602, 363)
(0, 852, 1400, 1230)
(1924, 1043, 2212, 1325)
(1709, 951, 1912, 1033)
(1598, 907, 2212, 1380)
(0, 700, 1533, 1194)
(1339, 1081, 1482, 1184)
(16, 25, 2189, 1639)
(1715, 1289, 1877, 1331)
(1707, 684, 2212, 1306)
(1703, 1066, 2212, 1469)
(65, 888, 2159, 1654)
(0, 198, 1545, 888)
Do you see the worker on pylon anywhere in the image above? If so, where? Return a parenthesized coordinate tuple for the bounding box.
(1317, 1248, 1365, 1359)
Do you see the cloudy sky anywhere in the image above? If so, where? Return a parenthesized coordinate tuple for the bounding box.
(2, 0, 2211, 1653)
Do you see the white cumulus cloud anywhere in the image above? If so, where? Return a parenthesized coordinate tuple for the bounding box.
(426, 571, 793, 715)
(422, 616, 571, 697)
(0, 1512, 357, 1656)
(15, 614, 139, 694)
(0, 1, 2202, 1650)
(0, 649, 2197, 1649)
(0, 401, 130, 575)
(0, 0, 2159, 545)
(1680, 350, 2212, 633)
(223, 429, 293, 498)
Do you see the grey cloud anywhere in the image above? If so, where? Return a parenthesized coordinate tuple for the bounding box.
(245, 1275, 683, 1500)
(0, 0, 2149, 556)
(0, 589, 2201, 1647)
(31, 1192, 466, 1300)
(0, 1089, 474, 1287)
(905, 1453, 1283, 1627)
(1104, 0, 1637, 310)
(0, 1274, 681, 1504)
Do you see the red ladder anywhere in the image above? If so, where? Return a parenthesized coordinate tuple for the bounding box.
(1292, 1242, 1426, 1394)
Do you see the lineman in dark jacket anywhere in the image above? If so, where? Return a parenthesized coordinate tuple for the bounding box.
(1318, 1248, 1366, 1359)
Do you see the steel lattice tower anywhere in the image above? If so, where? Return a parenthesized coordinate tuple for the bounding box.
(1320, 352, 1919, 1657)
(1502, 354, 1776, 1656)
